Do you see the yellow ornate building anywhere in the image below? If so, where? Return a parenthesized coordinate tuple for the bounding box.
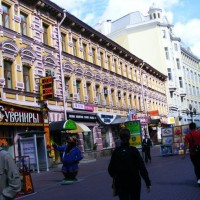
(0, 0, 167, 159)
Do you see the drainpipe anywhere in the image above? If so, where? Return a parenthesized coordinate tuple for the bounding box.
(58, 11, 67, 120)
(139, 62, 149, 136)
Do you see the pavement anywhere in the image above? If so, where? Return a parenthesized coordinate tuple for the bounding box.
(16, 145, 200, 200)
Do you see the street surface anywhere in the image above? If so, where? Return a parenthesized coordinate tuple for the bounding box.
(16, 146, 200, 200)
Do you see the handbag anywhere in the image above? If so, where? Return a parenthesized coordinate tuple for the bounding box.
(190, 132, 200, 154)
(112, 178, 118, 196)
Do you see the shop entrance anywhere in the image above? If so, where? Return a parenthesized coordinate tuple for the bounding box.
(19, 130, 49, 173)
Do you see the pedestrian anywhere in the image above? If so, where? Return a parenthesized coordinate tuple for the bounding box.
(53, 135, 83, 181)
(183, 122, 200, 185)
(108, 128, 151, 200)
(0, 147, 21, 200)
(142, 134, 152, 163)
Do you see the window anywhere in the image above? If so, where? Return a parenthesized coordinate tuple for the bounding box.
(86, 83, 90, 96)
(91, 48, 96, 64)
(179, 77, 183, 88)
(72, 38, 77, 56)
(176, 58, 180, 69)
(164, 47, 169, 60)
(43, 23, 49, 45)
(64, 77, 70, 99)
(23, 66, 30, 92)
(174, 43, 178, 51)
(83, 43, 87, 60)
(20, 12, 27, 35)
(4, 60, 12, 88)
(61, 33, 66, 52)
(100, 52, 104, 67)
(76, 80, 81, 101)
(107, 55, 111, 70)
(162, 30, 166, 38)
(113, 59, 117, 72)
(2, 3, 10, 28)
(95, 85, 100, 104)
(167, 68, 172, 81)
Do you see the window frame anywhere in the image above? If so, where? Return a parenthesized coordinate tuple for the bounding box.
(23, 65, 31, 92)
(4, 60, 12, 89)
(20, 12, 28, 35)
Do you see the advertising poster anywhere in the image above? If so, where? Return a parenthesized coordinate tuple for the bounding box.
(125, 121, 141, 148)
(125, 121, 141, 135)
(173, 126, 182, 140)
(161, 127, 173, 137)
(129, 135, 142, 148)
(162, 137, 173, 145)
(160, 145, 173, 155)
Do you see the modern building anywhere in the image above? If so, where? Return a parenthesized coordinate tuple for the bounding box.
(0, 0, 167, 163)
(95, 3, 200, 126)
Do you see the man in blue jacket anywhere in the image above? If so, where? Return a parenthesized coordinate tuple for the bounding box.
(53, 135, 83, 181)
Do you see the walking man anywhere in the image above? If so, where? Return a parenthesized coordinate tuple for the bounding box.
(142, 134, 152, 163)
(108, 128, 151, 200)
(183, 122, 200, 185)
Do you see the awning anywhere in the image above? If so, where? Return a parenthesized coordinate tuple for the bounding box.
(49, 120, 91, 133)
(111, 117, 128, 124)
(76, 123, 91, 132)
(49, 119, 77, 132)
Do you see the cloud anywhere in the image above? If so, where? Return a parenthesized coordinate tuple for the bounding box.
(174, 19, 200, 57)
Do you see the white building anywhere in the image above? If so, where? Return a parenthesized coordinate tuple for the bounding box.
(94, 3, 200, 126)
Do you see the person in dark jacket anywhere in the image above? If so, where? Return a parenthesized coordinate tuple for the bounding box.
(0, 147, 21, 200)
(142, 134, 152, 163)
(108, 128, 151, 200)
(53, 135, 83, 181)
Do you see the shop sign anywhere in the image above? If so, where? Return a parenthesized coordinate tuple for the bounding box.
(67, 113, 97, 122)
(72, 103, 94, 111)
(137, 116, 150, 124)
(39, 76, 54, 101)
(99, 114, 114, 124)
(125, 121, 141, 134)
(0, 104, 43, 126)
(148, 110, 159, 116)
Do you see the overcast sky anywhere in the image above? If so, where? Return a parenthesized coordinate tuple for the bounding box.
(50, 0, 200, 58)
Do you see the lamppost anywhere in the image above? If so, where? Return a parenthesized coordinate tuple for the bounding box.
(186, 104, 196, 122)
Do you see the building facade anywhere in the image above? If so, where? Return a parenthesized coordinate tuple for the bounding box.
(95, 3, 200, 126)
(0, 0, 167, 160)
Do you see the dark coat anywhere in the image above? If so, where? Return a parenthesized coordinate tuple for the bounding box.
(108, 145, 151, 190)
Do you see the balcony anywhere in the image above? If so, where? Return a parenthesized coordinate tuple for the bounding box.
(179, 88, 186, 97)
(168, 81, 176, 92)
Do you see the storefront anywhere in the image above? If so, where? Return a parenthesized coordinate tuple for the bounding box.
(97, 113, 128, 148)
(0, 101, 43, 158)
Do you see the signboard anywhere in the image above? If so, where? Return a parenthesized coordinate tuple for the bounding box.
(148, 110, 159, 116)
(125, 120, 142, 148)
(39, 76, 54, 101)
(129, 135, 142, 147)
(72, 103, 94, 111)
(67, 113, 97, 122)
(20, 139, 36, 164)
(125, 121, 141, 135)
(0, 104, 43, 126)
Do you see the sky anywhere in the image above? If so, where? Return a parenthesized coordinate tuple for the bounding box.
(50, 0, 200, 58)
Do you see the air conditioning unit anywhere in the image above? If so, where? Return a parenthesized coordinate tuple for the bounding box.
(118, 93, 121, 98)
(84, 95, 88, 102)
(45, 69, 55, 77)
(104, 89, 108, 94)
